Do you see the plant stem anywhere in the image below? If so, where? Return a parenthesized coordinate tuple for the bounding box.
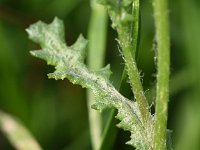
(117, 0, 149, 124)
(153, 0, 170, 149)
(87, 1, 108, 150)
(119, 30, 149, 124)
(132, 0, 140, 57)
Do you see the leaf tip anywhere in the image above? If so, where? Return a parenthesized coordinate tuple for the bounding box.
(30, 51, 36, 56)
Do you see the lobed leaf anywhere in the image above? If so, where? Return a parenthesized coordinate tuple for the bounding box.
(27, 17, 154, 149)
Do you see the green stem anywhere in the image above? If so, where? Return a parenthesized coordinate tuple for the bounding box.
(87, 1, 108, 150)
(99, 1, 151, 147)
(119, 30, 149, 124)
(117, 0, 149, 124)
(153, 0, 170, 149)
(132, 0, 140, 57)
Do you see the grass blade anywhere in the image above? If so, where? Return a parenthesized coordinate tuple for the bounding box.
(87, 1, 108, 149)
(0, 111, 42, 150)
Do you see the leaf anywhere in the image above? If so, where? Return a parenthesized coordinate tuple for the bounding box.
(0, 111, 42, 150)
(27, 17, 154, 149)
(98, 0, 134, 29)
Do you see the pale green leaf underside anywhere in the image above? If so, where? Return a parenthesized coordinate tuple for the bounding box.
(0, 111, 42, 150)
(27, 17, 153, 149)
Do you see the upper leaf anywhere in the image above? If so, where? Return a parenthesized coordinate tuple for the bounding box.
(27, 18, 154, 149)
(98, 0, 134, 29)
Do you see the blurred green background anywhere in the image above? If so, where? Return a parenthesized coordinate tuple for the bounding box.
(0, 0, 200, 149)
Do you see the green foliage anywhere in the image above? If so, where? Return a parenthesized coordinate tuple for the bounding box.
(27, 17, 155, 149)
(98, 0, 134, 29)
(1, 0, 200, 149)
(96, 1, 157, 149)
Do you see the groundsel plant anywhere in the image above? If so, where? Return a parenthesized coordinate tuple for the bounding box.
(27, 0, 171, 149)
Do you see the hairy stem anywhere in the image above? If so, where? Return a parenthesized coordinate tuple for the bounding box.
(153, 0, 170, 149)
(101, 0, 147, 150)
(87, 1, 108, 149)
(117, 0, 150, 125)
(119, 30, 149, 125)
